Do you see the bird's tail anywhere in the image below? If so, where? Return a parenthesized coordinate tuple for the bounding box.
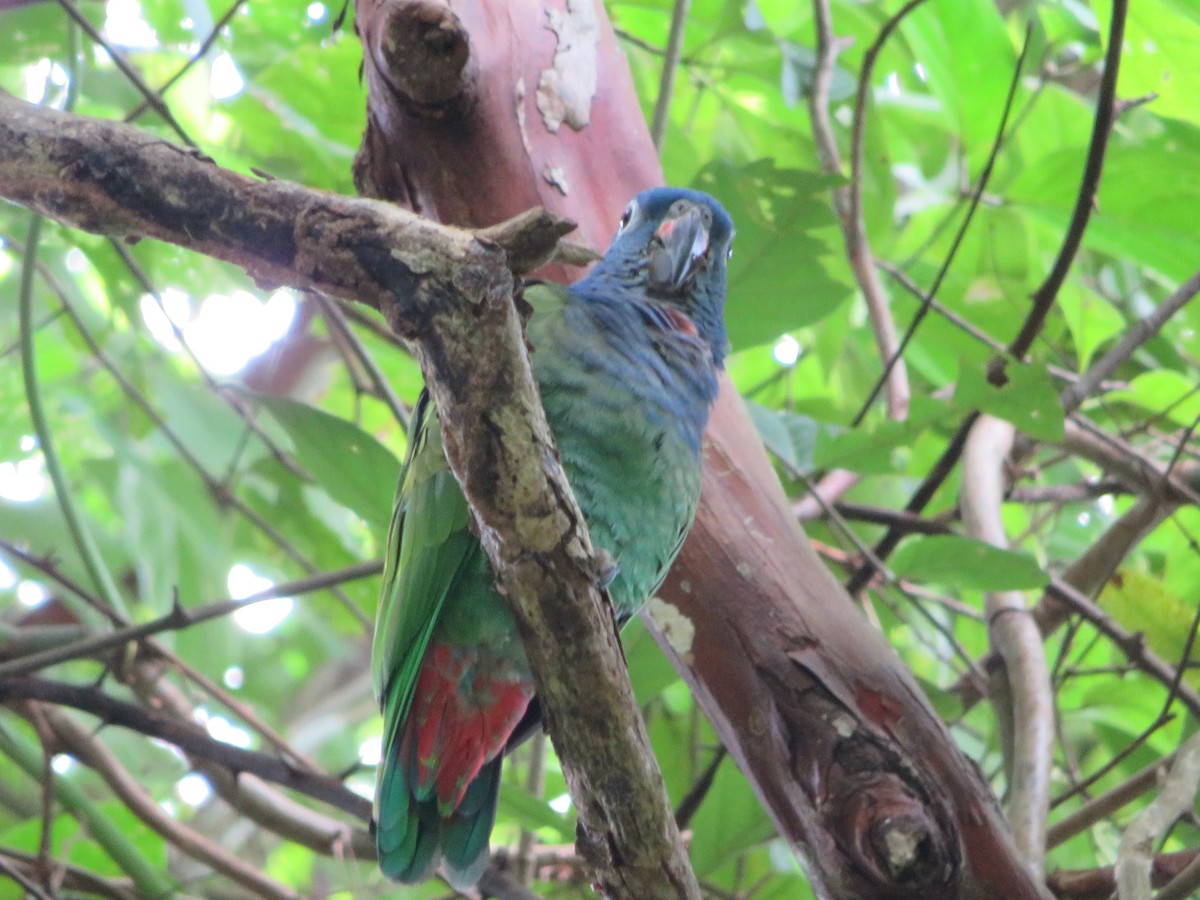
(374, 746, 501, 889)
(375, 641, 532, 887)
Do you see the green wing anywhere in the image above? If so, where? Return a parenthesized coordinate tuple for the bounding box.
(371, 394, 473, 742)
(522, 281, 568, 342)
(372, 281, 567, 745)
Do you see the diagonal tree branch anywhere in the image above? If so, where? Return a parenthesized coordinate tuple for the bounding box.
(36, 704, 300, 900)
(0, 88, 698, 898)
(960, 415, 1053, 875)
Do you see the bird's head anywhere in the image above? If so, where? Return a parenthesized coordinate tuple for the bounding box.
(583, 187, 734, 366)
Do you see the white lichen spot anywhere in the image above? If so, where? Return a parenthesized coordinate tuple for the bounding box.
(515, 76, 533, 158)
(831, 712, 856, 738)
(535, 0, 598, 133)
(543, 165, 570, 195)
(646, 597, 695, 657)
(736, 562, 753, 579)
(883, 821, 919, 866)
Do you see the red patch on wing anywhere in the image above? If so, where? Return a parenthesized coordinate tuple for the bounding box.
(408, 642, 534, 811)
(662, 305, 699, 337)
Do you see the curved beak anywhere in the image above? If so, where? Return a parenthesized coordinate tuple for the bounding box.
(647, 204, 711, 293)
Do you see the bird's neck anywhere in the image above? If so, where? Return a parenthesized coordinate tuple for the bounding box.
(575, 262, 727, 369)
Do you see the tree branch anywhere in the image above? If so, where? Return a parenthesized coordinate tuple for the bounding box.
(0, 89, 698, 897)
(960, 416, 1053, 875)
(0, 561, 381, 681)
(1115, 730, 1200, 899)
(1003, 0, 1128, 363)
(809, 0, 910, 421)
(37, 704, 300, 900)
(0, 677, 370, 818)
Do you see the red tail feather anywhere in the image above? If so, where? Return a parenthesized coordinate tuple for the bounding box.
(408, 642, 533, 811)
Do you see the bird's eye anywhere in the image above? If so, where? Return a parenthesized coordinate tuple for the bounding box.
(618, 204, 634, 232)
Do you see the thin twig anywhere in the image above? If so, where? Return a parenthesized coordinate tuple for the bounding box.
(650, 0, 692, 151)
(1044, 578, 1200, 718)
(1004, 0, 1129, 363)
(0, 847, 136, 900)
(0, 853, 53, 900)
(1048, 751, 1176, 847)
(0, 560, 379, 682)
(132, 670, 374, 858)
(124, 0, 250, 123)
(1060, 268, 1200, 414)
(0, 677, 372, 819)
(315, 293, 411, 430)
(40, 705, 301, 900)
(853, 22, 1032, 425)
(810, 0, 909, 421)
(19, 214, 126, 625)
(53, 0, 196, 147)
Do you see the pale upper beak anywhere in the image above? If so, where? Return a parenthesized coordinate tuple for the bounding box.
(647, 204, 711, 293)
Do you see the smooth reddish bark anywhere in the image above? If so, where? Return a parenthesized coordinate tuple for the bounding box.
(352, 1, 1045, 896)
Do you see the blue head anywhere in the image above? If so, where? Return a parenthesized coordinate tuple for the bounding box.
(578, 187, 734, 367)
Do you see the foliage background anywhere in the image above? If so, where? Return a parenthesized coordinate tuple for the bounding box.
(1, 0, 1199, 896)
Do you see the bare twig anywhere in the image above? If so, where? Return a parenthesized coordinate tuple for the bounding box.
(1043, 578, 1200, 718)
(1008, 480, 1128, 504)
(315, 293, 411, 429)
(53, 0, 195, 147)
(1048, 752, 1176, 848)
(0, 847, 137, 900)
(1003, 0, 1129, 364)
(1115, 730, 1200, 900)
(650, 0, 692, 151)
(960, 415, 1052, 872)
(39, 705, 301, 900)
(809, 0, 909, 421)
(124, 0, 249, 123)
(827, 501, 953, 535)
(1060, 268, 1200, 414)
(0, 677, 372, 819)
(134, 671, 375, 858)
(0, 563, 379, 681)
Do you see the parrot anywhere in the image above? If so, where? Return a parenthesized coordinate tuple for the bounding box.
(371, 187, 734, 888)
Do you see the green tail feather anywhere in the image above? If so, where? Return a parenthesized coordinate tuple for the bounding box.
(441, 757, 501, 889)
(375, 739, 499, 886)
(376, 744, 438, 884)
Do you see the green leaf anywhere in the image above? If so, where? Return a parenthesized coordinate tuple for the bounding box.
(245, 392, 401, 533)
(1098, 570, 1198, 680)
(1108, 369, 1200, 429)
(813, 396, 954, 475)
(953, 358, 1065, 443)
(1058, 281, 1125, 370)
(890, 535, 1048, 590)
(694, 160, 852, 350)
(746, 401, 820, 473)
(688, 758, 777, 877)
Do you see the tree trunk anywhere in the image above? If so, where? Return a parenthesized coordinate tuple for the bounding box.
(351, 0, 1046, 896)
